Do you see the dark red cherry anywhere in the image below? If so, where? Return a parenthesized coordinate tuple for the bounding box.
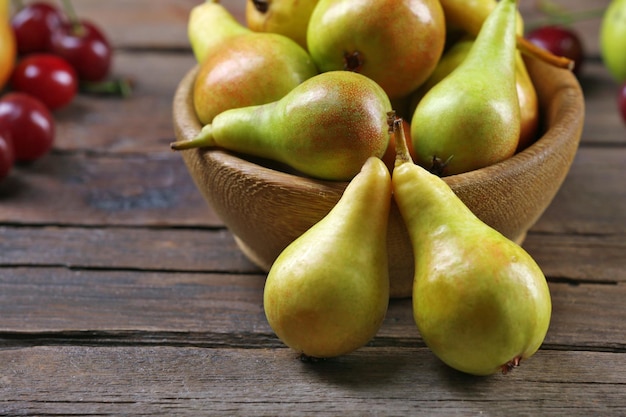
(0, 93, 55, 163)
(11, 2, 65, 54)
(526, 25, 584, 76)
(49, 20, 112, 82)
(10, 54, 78, 110)
(0, 129, 14, 180)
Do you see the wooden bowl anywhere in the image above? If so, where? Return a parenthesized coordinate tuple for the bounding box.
(172, 56, 584, 298)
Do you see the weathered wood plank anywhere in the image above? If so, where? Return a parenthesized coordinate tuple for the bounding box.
(530, 146, 626, 235)
(0, 153, 218, 226)
(0, 226, 259, 273)
(0, 346, 624, 416)
(54, 52, 197, 155)
(1, 225, 623, 284)
(1, 268, 624, 351)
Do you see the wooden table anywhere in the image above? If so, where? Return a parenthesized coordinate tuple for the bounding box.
(1, 1, 624, 415)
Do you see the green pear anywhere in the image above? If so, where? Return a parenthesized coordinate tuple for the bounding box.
(172, 71, 392, 181)
(409, 37, 538, 153)
(390, 116, 552, 376)
(192, 32, 318, 125)
(245, 0, 320, 49)
(439, 0, 573, 70)
(306, 0, 446, 100)
(600, 0, 626, 82)
(264, 157, 391, 358)
(410, 0, 520, 176)
(187, 0, 250, 64)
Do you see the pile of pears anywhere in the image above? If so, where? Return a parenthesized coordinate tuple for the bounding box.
(171, 0, 566, 376)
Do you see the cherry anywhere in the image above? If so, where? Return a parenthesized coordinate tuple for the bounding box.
(11, 2, 65, 55)
(0, 93, 55, 163)
(619, 81, 626, 124)
(49, 20, 112, 82)
(0, 130, 14, 180)
(526, 26, 584, 76)
(10, 53, 78, 111)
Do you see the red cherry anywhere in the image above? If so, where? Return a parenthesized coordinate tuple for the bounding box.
(49, 20, 112, 82)
(0, 92, 55, 163)
(617, 81, 626, 123)
(10, 54, 78, 110)
(0, 130, 14, 180)
(11, 2, 65, 54)
(526, 26, 584, 76)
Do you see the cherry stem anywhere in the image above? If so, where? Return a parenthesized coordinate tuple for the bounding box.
(12, 0, 24, 10)
(516, 35, 574, 71)
(526, 6, 606, 32)
(79, 78, 134, 98)
(60, 0, 86, 36)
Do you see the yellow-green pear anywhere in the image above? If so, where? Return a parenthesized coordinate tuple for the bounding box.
(192, 31, 318, 125)
(411, 0, 520, 175)
(439, 0, 573, 69)
(410, 37, 539, 153)
(172, 71, 392, 181)
(188, 0, 250, 64)
(264, 157, 391, 358)
(306, 0, 446, 100)
(245, 0, 320, 49)
(390, 116, 552, 376)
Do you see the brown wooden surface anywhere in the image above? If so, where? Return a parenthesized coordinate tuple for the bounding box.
(1, 1, 624, 415)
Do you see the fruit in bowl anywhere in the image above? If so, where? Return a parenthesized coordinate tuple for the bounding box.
(172, 54, 583, 298)
(172, 0, 584, 300)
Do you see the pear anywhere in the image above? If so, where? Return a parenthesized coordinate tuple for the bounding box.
(390, 115, 552, 376)
(172, 71, 392, 181)
(306, 0, 446, 100)
(187, 0, 250, 64)
(439, 0, 573, 69)
(409, 37, 539, 153)
(192, 32, 318, 125)
(264, 157, 391, 358)
(410, 0, 520, 176)
(246, 0, 320, 49)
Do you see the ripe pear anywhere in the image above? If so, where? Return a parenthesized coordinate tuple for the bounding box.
(187, 0, 250, 64)
(410, 0, 520, 176)
(410, 37, 539, 153)
(245, 0, 320, 49)
(264, 157, 391, 358)
(172, 71, 392, 181)
(390, 116, 552, 376)
(439, 0, 573, 70)
(193, 32, 318, 125)
(306, 0, 446, 100)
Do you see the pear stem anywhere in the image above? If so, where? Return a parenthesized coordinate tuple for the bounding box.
(170, 124, 216, 151)
(516, 35, 574, 70)
(388, 112, 412, 168)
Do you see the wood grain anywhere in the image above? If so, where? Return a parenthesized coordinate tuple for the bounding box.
(0, 0, 624, 415)
(1, 346, 624, 416)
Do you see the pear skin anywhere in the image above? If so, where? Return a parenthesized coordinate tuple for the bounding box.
(409, 37, 539, 153)
(192, 32, 318, 125)
(390, 116, 551, 376)
(306, 0, 446, 100)
(173, 71, 392, 181)
(439, 0, 573, 69)
(411, 0, 520, 176)
(246, 0, 320, 49)
(263, 157, 391, 358)
(187, 0, 250, 64)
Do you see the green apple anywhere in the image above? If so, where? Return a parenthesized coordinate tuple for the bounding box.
(601, 0, 626, 82)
